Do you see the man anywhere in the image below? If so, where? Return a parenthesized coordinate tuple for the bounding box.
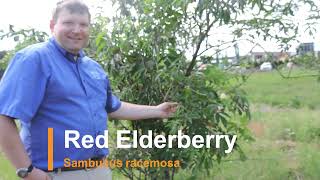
(0, 0, 177, 179)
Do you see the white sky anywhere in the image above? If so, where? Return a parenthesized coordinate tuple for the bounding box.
(0, 0, 320, 56)
(0, 0, 113, 50)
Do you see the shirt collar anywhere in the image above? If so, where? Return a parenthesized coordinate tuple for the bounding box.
(49, 37, 85, 62)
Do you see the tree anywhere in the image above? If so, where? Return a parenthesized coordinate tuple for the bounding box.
(89, 0, 320, 179)
(91, 0, 251, 179)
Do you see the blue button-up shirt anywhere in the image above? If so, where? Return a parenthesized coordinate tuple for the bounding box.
(0, 37, 121, 169)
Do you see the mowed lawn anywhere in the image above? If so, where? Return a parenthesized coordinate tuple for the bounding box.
(243, 69, 320, 109)
(1, 68, 320, 179)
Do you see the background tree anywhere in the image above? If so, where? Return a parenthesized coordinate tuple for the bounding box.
(0, 26, 48, 69)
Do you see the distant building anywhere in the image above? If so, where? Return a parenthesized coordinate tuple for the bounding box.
(296, 42, 314, 56)
(250, 52, 291, 63)
(250, 52, 265, 63)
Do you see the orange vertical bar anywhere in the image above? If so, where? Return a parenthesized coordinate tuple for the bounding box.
(48, 128, 53, 171)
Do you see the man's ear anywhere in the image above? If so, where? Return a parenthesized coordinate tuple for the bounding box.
(50, 19, 55, 33)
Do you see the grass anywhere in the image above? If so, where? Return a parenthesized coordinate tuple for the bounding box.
(174, 106, 320, 180)
(242, 69, 320, 109)
(250, 105, 320, 142)
(1, 68, 320, 179)
(0, 153, 17, 180)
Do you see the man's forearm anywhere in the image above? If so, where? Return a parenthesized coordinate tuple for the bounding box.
(0, 115, 31, 169)
(109, 102, 160, 120)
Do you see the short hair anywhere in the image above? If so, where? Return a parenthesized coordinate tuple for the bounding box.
(52, 0, 91, 23)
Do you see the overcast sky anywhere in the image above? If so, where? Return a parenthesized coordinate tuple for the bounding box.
(0, 0, 113, 50)
(1, 0, 320, 56)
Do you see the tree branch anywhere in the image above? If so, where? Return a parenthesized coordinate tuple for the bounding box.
(186, 17, 217, 76)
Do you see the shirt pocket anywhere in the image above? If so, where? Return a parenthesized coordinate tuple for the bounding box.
(89, 78, 107, 100)
(83, 67, 108, 105)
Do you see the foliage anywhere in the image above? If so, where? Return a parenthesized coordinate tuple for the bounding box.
(87, 0, 282, 179)
(0, 25, 49, 69)
(292, 54, 320, 70)
(86, 0, 320, 179)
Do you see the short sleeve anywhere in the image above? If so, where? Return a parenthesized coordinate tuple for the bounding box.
(105, 79, 121, 113)
(0, 51, 50, 123)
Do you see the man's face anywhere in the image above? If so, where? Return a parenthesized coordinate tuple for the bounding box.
(50, 9, 90, 54)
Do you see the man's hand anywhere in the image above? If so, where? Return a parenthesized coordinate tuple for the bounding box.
(0, 116, 50, 180)
(156, 102, 178, 118)
(25, 168, 51, 180)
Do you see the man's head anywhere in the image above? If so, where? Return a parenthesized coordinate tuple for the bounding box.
(50, 0, 91, 55)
